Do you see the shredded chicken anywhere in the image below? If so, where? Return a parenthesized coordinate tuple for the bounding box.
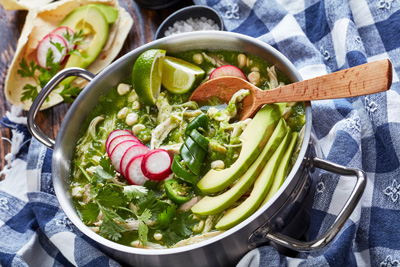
(178, 196, 201, 212)
(75, 116, 104, 163)
(82, 184, 92, 204)
(203, 215, 220, 233)
(211, 89, 250, 122)
(183, 109, 203, 118)
(209, 141, 227, 154)
(173, 231, 223, 248)
(124, 219, 157, 230)
(71, 186, 84, 198)
(93, 211, 103, 226)
(267, 65, 285, 89)
(150, 115, 182, 149)
(231, 118, 252, 137)
(171, 101, 199, 110)
(112, 176, 127, 186)
(160, 143, 183, 157)
(124, 219, 140, 230)
(202, 52, 227, 67)
(156, 92, 172, 124)
(90, 227, 100, 233)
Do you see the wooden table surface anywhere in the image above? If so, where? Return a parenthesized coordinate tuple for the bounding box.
(0, 0, 193, 178)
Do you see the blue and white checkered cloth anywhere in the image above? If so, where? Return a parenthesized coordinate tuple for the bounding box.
(1, 0, 400, 266)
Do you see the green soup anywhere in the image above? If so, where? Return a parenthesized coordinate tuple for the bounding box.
(69, 49, 305, 249)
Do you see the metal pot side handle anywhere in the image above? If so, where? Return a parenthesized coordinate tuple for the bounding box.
(27, 68, 95, 149)
(264, 157, 367, 252)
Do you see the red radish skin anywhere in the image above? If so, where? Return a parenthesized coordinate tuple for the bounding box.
(107, 135, 142, 156)
(110, 140, 142, 173)
(126, 155, 148, 185)
(50, 26, 75, 50)
(141, 149, 172, 181)
(106, 130, 134, 149)
(120, 144, 150, 178)
(36, 34, 68, 68)
(209, 65, 248, 81)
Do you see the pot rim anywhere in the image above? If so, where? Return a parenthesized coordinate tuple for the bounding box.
(52, 31, 312, 255)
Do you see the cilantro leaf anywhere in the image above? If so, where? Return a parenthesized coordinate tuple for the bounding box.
(138, 208, 152, 222)
(62, 29, 73, 43)
(172, 212, 198, 237)
(90, 179, 100, 198)
(160, 212, 198, 246)
(160, 230, 181, 247)
(45, 48, 56, 69)
(65, 29, 85, 47)
(101, 207, 125, 224)
(134, 190, 169, 220)
(64, 30, 88, 58)
(69, 50, 86, 57)
(136, 190, 157, 213)
(99, 157, 115, 175)
(80, 202, 100, 223)
(59, 83, 81, 103)
(143, 180, 160, 190)
(50, 40, 66, 54)
(99, 208, 126, 241)
(123, 185, 148, 201)
(96, 186, 125, 209)
(100, 218, 125, 241)
(17, 58, 37, 78)
(148, 200, 170, 221)
(157, 204, 177, 230)
(137, 209, 151, 246)
(93, 166, 114, 183)
(21, 84, 39, 102)
(89, 161, 117, 199)
(92, 157, 115, 184)
(138, 221, 149, 246)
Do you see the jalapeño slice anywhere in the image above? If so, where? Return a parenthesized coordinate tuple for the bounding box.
(164, 178, 193, 204)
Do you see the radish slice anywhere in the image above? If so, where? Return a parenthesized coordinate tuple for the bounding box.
(141, 149, 172, 181)
(126, 155, 148, 185)
(36, 34, 68, 68)
(110, 140, 142, 173)
(209, 65, 248, 80)
(50, 26, 75, 50)
(107, 135, 142, 156)
(120, 144, 150, 178)
(106, 130, 134, 149)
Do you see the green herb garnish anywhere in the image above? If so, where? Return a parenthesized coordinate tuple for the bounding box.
(17, 30, 85, 103)
(159, 212, 198, 246)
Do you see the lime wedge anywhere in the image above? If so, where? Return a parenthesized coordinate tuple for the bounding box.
(162, 56, 205, 94)
(132, 49, 166, 105)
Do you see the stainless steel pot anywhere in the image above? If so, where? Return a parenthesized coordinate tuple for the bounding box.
(27, 31, 366, 267)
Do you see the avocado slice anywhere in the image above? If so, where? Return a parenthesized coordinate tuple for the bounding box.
(197, 104, 282, 193)
(191, 118, 288, 216)
(261, 131, 298, 207)
(59, 5, 109, 82)
(92, 4, 119, 24)
(215, 128, 292, 230)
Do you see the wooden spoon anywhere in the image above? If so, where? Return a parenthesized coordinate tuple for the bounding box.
(190, 59, 392, 120)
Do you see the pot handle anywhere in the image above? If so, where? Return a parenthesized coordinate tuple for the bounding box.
(27, 67, 95, 149)
(248, 157, 366, 252)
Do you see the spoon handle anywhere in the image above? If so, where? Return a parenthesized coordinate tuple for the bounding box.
(256, 59, 392, 104)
